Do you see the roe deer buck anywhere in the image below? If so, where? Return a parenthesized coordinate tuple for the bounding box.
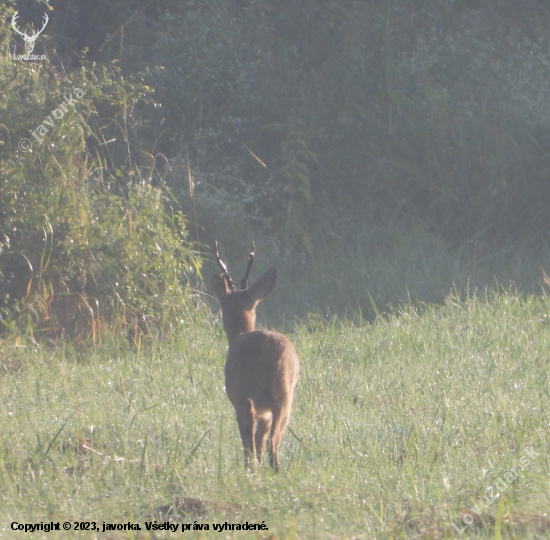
(212, 242, 299, 471)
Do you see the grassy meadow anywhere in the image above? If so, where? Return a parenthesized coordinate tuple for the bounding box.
(0, 289, 549, 539)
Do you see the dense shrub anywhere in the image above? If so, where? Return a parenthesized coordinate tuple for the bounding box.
(0, 22, 200, 343)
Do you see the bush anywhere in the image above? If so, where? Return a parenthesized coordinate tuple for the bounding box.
(0, 29, 201, 344)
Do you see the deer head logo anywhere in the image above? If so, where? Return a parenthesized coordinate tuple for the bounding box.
(11, 11, 49, 55)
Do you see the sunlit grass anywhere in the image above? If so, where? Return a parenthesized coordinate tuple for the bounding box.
(0, 290, 549, 538)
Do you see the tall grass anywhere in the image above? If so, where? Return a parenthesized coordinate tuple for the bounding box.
(200, 213, 550, 328)
(0, 289, 548, 538)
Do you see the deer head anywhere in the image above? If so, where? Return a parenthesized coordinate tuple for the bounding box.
(12, 12, 49, 55)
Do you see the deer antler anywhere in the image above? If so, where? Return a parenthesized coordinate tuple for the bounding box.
(213, 241, 235, 291)
(240, 242, 255, 290)
(11, 12, 25, 38)
(35, 13, 49, 38)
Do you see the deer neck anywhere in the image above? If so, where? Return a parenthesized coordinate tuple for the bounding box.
(223, 309, 256, 345)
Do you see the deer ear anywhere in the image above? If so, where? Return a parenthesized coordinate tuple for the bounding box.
(212, 274, 231, 299)
(246, 267, 277, 303)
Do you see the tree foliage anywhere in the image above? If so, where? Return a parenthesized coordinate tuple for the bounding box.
(2, 0, 550, 337)
(0, 4, 201, 343)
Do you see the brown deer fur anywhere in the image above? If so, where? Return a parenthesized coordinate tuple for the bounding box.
(212, 261, 299, 472)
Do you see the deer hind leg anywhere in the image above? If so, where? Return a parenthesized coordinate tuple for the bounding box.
(268, 404, 291, 472)
(254, 412, 272, 466)
(236, 399, 256, 469)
